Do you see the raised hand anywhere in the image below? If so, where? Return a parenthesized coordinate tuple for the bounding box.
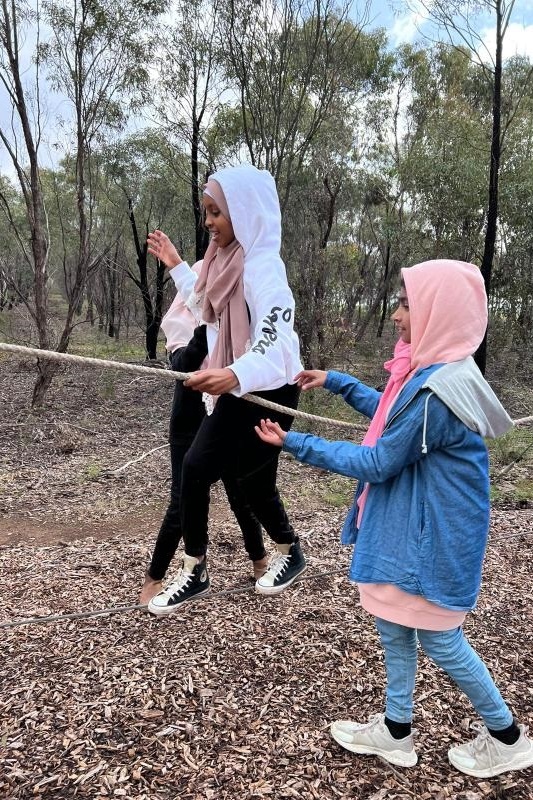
(147, 230, 182, 270)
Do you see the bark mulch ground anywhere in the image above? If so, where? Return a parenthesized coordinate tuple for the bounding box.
(1, 355, 532, 799)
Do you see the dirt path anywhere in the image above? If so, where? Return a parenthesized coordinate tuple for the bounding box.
(0, 510, 160, 546)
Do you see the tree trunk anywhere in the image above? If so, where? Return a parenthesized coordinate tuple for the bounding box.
(377, 243, 391, 338)
(191, 118, 209, 261)
(475, 0, 503, 375)
(32, 361, 59, 407)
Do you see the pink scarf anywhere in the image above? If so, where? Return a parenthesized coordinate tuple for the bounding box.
(356, 339, 412, 525)
(194, 238, 250, 373)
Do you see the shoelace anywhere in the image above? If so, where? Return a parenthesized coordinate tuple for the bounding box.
(466, 723, 498, 768)
(163, 569, 194, 601)
(266, 552, 291, 578)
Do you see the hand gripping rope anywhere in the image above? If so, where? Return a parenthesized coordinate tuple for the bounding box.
(0, 342, 364, 431)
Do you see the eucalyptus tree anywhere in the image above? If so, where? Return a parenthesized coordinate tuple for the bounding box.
(1, 0, 166, 403)
(152, 0, 225, 261)
(328, 44, 432, 347)
(103, 131, 194, 359)
(39, 0, 165, 343)
(493, 57, 533, 349)
(0, 175, 32, 313)
(404, 0, 533, 372)
(217, 0, 391, 365)
(221, 0, 387, 212)
(397, 45, 488, 262)
(0, 0, 51, 395)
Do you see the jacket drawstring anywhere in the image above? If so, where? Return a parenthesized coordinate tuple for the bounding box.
(421, 393, 432, 454)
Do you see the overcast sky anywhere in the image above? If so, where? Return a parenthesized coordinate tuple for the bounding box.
(2, 0, 533, 177)
(376, 0, 533, 60)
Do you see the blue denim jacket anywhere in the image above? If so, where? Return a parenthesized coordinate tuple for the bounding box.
(283, 368, 490, 611)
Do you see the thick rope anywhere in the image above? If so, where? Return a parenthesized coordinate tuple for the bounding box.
(0, 342, 362, 431)
(3, 341, 533, 428)
(0, 568, 344, 629)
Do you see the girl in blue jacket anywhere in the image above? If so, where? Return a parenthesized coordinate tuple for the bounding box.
(256, 259, 533, 778)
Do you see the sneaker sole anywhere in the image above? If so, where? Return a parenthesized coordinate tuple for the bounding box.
(448, 750, 533, 778)
(255, 565, 307, 595)
(147, 586, 211, 617)
(331, 727, 418, 768)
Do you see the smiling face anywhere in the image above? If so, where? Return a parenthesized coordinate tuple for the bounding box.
(391, 282, 411, 343)
(203, 195, 235, 248)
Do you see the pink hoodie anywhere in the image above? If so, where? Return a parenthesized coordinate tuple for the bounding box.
(402, 259, 487, 371)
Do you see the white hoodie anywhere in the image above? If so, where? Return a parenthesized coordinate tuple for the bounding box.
(169, 164, 303, 395)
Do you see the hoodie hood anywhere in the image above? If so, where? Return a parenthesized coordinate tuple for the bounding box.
(206, 164, 282, 258)
(422, 357, 513, 438)
(402, 259, 487, 372)
(401, 259, 511, 439)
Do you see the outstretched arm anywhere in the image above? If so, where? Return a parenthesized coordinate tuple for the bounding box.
(297, 368, 381, 420)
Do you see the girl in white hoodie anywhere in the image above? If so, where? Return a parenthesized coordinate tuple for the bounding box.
(146, 164, 307, 615)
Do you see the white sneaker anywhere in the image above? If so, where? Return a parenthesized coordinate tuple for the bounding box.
(448, 723, 533, 777)
(330, 713, 417, 767)
(148, 555, 210, 616)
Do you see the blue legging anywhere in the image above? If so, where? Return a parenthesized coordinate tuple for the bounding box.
(375, 618, 513, 730)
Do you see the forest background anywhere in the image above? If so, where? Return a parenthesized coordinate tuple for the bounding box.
(2, 4, 533, 798)
(2, 0, 533, 407)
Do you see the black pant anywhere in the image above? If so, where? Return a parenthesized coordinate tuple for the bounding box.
(181, 382, 300, 558)
(148, 326, 266, 580)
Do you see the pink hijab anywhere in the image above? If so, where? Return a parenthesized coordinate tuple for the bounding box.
(194, 179, 250, 373)
(403, 259, 487, 371)
(357, 259, 487, 524)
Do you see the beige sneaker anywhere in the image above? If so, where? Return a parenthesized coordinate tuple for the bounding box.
(448, 723, 533, 777)
(330, 713, 417, 767)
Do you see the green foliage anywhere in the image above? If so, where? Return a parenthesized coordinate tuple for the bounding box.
(84, 462, 103, 481)
(321, 476, 354, 508)
(40, 0, 165, 135)
(396, 44, 489, 262)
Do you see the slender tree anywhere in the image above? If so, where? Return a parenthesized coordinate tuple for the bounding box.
(0, 0, 55, 404)
(405, 0, 533, 371)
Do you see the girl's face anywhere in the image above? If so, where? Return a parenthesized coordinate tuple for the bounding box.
(203, 196, 235, 248)
(391, 285, 411, 343)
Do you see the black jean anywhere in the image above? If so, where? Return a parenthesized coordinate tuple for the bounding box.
(181, 382, 300, 559)
(148, 326, 266, 580)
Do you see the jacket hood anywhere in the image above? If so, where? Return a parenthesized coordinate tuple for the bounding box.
(422, 357, 513, 439)
(402, 259, 487, 372)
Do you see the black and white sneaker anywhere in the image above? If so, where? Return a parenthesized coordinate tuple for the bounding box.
(148, 555, 210, 616)
(255, 541, 306, 595)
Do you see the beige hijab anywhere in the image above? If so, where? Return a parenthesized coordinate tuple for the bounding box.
(194, 179, 250, 373)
